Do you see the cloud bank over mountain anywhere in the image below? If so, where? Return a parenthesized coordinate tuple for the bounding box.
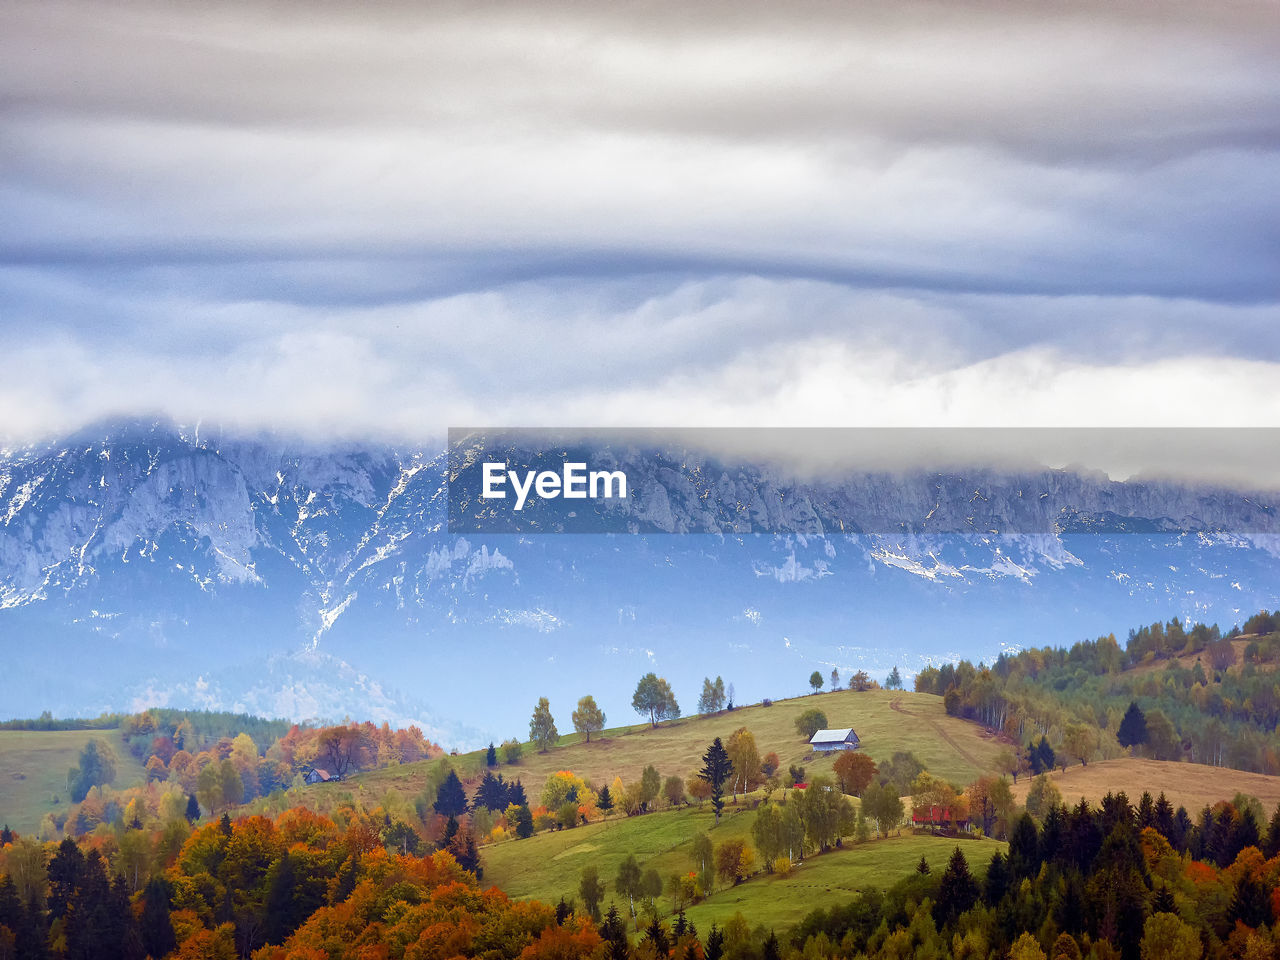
(2, 0, 1278, 442)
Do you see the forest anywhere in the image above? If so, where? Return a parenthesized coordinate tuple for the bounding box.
(3, 611, 1280, 958)
(914, 610, 1280, 775)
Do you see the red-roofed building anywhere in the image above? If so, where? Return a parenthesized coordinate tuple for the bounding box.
(911, 805, 969, 833)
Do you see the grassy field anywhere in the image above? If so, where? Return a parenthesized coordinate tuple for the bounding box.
(481, 802, 1005, 932)
(1011, 757, 1280, 813)
(0, 728, 146, 834)
(292, 689, 1008, 817)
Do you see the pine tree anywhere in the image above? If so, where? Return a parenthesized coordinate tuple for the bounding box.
(186, 793, 200, 822)
(705, 923, 725, 960)
(1117, 701, 1147, 749)
(47, 836, 85, 919)
(486, 742, 497, 767)
(598, 785, 614, 817)
(1265, 802, 1280, 858)
(933, 846, 978, 929)
(474, 771, 509, 812)
(698, 738, 733, 824)
(509, 779, 528, 807)
(1007, 813, 1041, 879)
(644, 917, 670, 955)
(140, 876, 177, 959)
(452, 833, 481, 878)
(916, 855, 930, 874)
(599, 905, 629, 960)
(434, 770, 468, 817)
(984, 851, 1010, 902)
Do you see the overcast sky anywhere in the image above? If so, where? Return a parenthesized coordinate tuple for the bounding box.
(2, 0, 1279, 444)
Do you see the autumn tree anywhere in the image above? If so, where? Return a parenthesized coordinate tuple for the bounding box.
(1025, 775, 1063, 821)
(1063, 722, 1099, 766)
(688, 777, 713, 806)
(848, 671, 872, 691)
(1008, 932, 1047, 960)
(809, 671, 824, 693)
(529, 698, 559, 752)
(726, 727, 763, 801)
(715, 838, 754, 885)
(196, 762, 224, 813)
(571, 695, 606, 742)
(632, 673, 680, 727)
(698, 676, 726, 714)
(316, 724, 369, 779)
(699, 737, 733, 823)
(1140, 912, 1202, 960)
(832, 751, 877, 796)
(663, 775, 686, 808)
(639, 765, 662, 811)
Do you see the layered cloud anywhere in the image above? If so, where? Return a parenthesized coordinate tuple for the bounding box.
(1, 0, 1278, 441)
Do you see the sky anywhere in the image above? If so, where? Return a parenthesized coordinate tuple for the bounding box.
(2, 0, 1280, 443)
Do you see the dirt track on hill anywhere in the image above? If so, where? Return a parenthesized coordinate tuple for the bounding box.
(889, 697, 986, 771)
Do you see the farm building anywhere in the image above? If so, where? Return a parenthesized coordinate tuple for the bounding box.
(911, 805, 970, 833)
(808, 728, 860, 752)
(304, 768, 339, 785)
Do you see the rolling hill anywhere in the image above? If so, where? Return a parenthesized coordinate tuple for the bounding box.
(480, 801, 1005, 932)
(1010, 757, 1280, 813)
(0, 728, 146, 834)
(282, 688, 1009, 820)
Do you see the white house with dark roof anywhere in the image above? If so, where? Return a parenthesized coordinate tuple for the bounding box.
(809, 728, 860, 752)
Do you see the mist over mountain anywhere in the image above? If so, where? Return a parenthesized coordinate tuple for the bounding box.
(2, 419, 1278, 748)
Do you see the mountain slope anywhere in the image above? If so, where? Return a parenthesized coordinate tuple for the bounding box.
(3, 420, 1279, 746)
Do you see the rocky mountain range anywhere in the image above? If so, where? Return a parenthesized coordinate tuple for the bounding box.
(2, 420, 1278, 747)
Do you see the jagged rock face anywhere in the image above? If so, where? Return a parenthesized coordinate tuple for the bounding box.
(2, 420, 1278, 746)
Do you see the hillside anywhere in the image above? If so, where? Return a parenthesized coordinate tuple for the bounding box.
(286, 688, 1007, 819)
(481, 801, 1005, 931)
(1010, 757, 1280, 813)
(0, 728, 146, 834)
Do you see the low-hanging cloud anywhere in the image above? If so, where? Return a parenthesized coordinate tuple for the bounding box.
(1, 1, 1278, 444)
